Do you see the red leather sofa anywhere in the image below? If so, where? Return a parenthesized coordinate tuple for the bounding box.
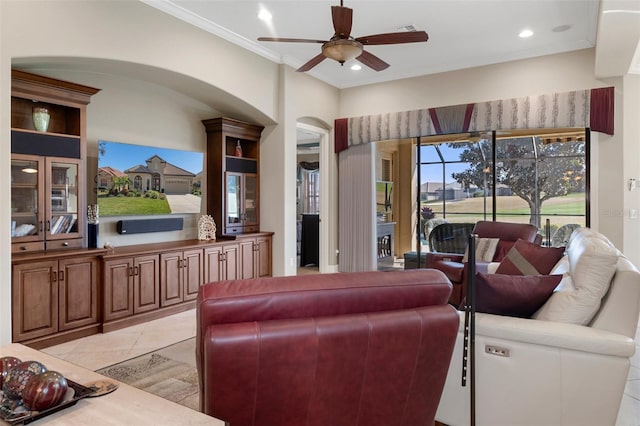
(426, 220, 541, 306)
(196, 270, 459, 426)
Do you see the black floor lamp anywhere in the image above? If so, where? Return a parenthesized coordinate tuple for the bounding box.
(462, 233, 477, 426)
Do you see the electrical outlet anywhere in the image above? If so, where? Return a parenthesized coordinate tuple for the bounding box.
(485, 345, 510, 357)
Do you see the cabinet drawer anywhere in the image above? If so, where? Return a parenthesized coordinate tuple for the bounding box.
(12, 241, 45, 253)
(46, 238, 83, 251)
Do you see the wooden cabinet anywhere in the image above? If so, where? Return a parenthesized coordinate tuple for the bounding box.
(160, 249, 203, 307)
(225, 172, 259, 234)
(103, 254, 159, 322)
(204, 242, 241, 282)
(238, 234, 273, 279)
(11, 155, 84, 253)
(12, 253, 100, 345)
(58, 256, 99, 331)
(203, 117, 264, 235)
(10, 69, 100, 253)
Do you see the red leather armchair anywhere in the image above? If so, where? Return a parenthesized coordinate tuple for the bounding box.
(196, 270, 459, 426)
(426, 220, 541, 306)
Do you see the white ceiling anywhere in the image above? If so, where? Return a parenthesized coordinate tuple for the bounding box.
(143, 0, 610, 89)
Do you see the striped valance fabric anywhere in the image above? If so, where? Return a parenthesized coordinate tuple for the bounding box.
(335, 87, 613, 153)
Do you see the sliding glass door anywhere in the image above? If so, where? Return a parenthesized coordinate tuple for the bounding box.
(417, 129, 588, 250)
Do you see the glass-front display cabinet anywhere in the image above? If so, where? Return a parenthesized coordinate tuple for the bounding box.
(203, 117, 264, 235)
(225, 172, 259, 234)
(11, 155, 82, 252)
(11, 69, 99, 253)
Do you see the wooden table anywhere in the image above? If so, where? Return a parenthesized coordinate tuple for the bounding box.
(0, 344, 224, 425)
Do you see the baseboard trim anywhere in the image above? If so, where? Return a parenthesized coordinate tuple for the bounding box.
(101, 302, 196, 333)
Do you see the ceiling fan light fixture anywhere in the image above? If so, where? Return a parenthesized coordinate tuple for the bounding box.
(322, 39, 363, 64)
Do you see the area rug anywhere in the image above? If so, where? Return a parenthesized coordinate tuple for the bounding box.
(96, 337, 199, 411)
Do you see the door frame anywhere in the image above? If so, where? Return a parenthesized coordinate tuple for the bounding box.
(296, 122, 330, 273)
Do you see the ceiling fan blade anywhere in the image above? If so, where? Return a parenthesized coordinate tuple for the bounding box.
(356, 50, 390, 72)
(331, 5, 353, 38)
(356, 31, 429, 45)
(258, 37, 327, 44)
(297, 53, 327, 72)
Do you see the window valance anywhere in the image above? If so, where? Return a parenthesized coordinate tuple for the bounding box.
(334, 86, 614, 153)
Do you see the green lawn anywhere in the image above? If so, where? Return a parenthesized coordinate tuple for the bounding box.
(98, 196, 171, 215)
(424, 193, 586, 226)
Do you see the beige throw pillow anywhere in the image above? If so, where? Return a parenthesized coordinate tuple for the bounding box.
(462, 237, 499, 263)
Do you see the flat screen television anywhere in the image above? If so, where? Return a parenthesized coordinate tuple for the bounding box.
(97, 140, 204, 216)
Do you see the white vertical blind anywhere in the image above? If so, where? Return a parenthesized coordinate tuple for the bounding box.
(338, 143, 376, 271)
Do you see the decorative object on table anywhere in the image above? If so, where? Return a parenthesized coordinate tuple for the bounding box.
(32, 106, 50, 132)
(103, 241, 114, 251)
(87, 204, 99, 248)
(0, 357, 21, 387)
(83, 380, 118, 397)
(0, 356, 97, 425)
(21, 371, 68, 411)
(198, 215, 216, 241)
(0, 378, 94, 425)
(3, 361, 47, 400)
(234, 140, 243, 157)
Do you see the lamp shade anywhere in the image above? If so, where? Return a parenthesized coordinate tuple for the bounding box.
(322, 39, 363, 64)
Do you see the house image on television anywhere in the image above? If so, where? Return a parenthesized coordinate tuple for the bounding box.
(124, 155, 197, 194)
(97, 166, 127, 191)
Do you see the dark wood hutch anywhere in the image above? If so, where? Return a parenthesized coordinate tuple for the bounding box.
(10, 71, 272, 349)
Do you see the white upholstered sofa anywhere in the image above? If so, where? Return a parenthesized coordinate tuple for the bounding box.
(436, 227, 640, 426)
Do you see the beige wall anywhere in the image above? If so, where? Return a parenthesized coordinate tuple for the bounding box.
(339, 49, 607, 116)
(262, 66, 339, 276)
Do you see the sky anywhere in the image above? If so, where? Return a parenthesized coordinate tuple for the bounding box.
(420, 163, 469, 184)
(98, 140, 204, 174)
(419, 143, 472, 184)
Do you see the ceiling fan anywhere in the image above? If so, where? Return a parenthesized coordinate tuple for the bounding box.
(257, 1, 429, 72)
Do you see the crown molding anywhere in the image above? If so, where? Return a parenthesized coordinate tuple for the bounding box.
(141, 0, 281, 64)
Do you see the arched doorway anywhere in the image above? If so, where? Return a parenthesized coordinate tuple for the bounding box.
(152, 173, 161, 191)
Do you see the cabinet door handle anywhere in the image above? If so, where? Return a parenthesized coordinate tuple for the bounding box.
(62, 242, 69, 247)
(58, 270, 64, 282)
(183, 259, 188, 268)
(134, 266, 139, 276)
(40, 221, 45, 232)
(46, 220, 51, 232)
(128, 266, 133, 277)
(51, 271, 57, 283)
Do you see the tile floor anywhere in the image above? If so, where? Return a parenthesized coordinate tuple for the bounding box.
(619, 321, 640, 426)
(43, 309, 640, 425)
(42, 309, 197, 371)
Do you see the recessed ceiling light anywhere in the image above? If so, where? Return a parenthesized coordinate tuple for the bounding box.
(351, 64, 362, 71)
(519, 29, 534, 38)
(258, 9, 272, 21)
